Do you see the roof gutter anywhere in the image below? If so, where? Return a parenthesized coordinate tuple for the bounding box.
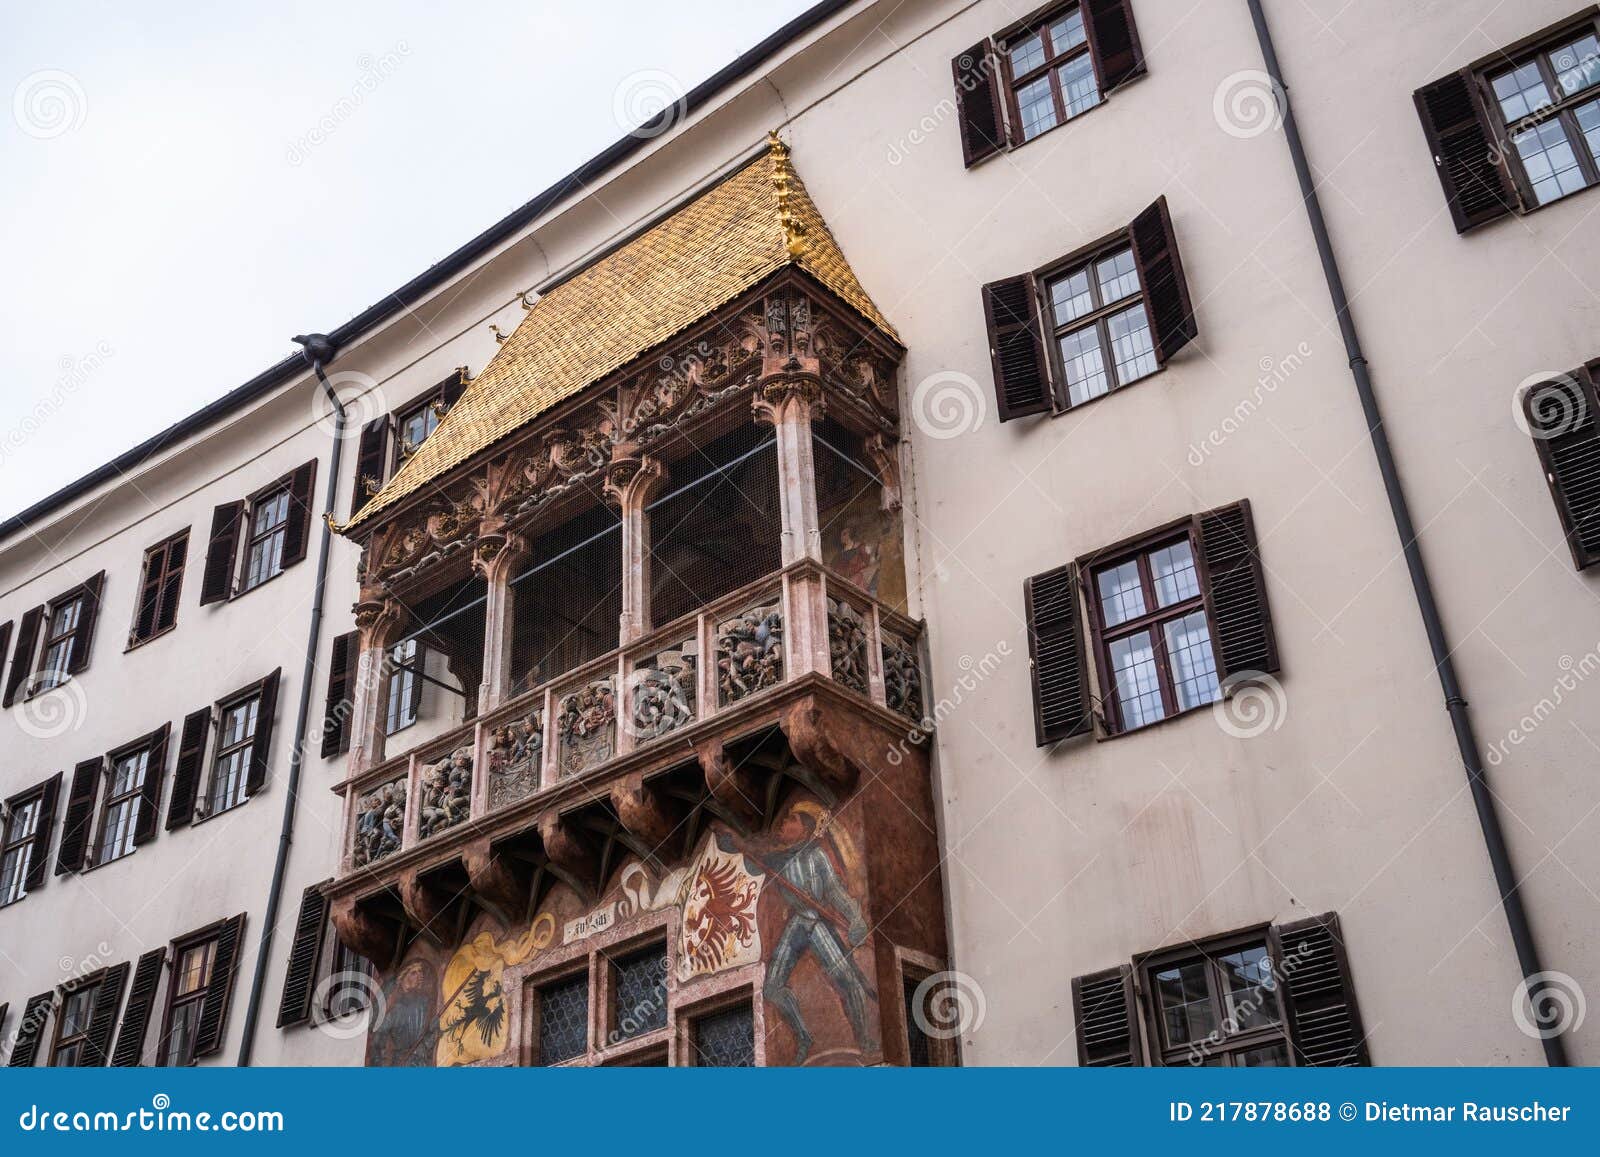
(0, 0, 858, 545)
(235, 332, 342, 1066)
(1245, 0, 1567, 1066)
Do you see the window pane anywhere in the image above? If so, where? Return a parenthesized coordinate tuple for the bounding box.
(163, 1001, 201, 1066)
(1550, 33, 1600, 97)
(1058, 53, 1101, 118)
(1058, 325, 1110, 405)
(0, 848, 27, 904)
(61, 989, 93, 1036)
(1163, 610, 1220, 712)
(1219, 945, 1281, 1032)
(1491, 61, 1550, 122)
(1577, 99, 1600, 165)
(177, 941, 214, 996)
(1048, 268, 1094, 326)
(1008, 30, 1046, 75)
(1156, 960, 1215, 1046)
(1237, 1041, 1290, 1067)
(1109, 630, 1165, 727)
(386, 640, 418, 734)
(1513, 119, 1587, 205)
(904, 977, 932, 1067)
(1049, 8, 1087, 52)
(1015, 76, 1058, 141)
(537, 975, 588, 1065)
(1094, 247, 1140, 305)
(693, 1005, 755, 1067)
(610, 945, 668, 1042)
(1095, 560, 1146, 627)
(1107, 302, 1158, 386)
(1148, 542, 1199, 607)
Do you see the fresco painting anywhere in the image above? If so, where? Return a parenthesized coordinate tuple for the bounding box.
(821, 487, 906, 614)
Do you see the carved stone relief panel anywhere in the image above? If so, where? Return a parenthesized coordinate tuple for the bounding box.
(717, 600, 784, 706)
(556, 677, 617, 778)
(827, 597, 870, 697)
(485, 704, 544, 809)
(353, 775, 408, 868)
(418, 745, 473, 841)
(628, 640, 697, 743)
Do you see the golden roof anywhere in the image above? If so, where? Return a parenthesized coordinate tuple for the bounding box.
(342, 136, 897, 531)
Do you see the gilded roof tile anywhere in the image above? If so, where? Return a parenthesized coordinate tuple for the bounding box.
(343, 137, 896, 531)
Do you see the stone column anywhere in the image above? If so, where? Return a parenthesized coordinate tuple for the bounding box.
(753, 376, 825, 565)
(604, 447, 667, 644)
(349, 594, 409, 775)
(472, 528, 531, 714)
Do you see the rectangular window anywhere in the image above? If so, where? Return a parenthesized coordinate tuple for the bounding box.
(50, 987, 96, 1067)
(1487, 23, 1600, 207)
(95, 746, 151, 866)
(1144, 937, 1288, 1067)
(160, 937, 217, 1066)
(207, 693, 261, 815)
(607, 942, 668, 1045)
(1003, 5, 1099, 142)
(130, 531, 188, 646)
(394, 397, 443, 468)
(0, 794, 43, 906)
(35, 593, 85, 691)
(1089, 535, 1219, 732)
(532, 973, 589, 1066)
(1045, 243, 1156, 408)
(324, 939, 373, 1021)
(385, 639, 422, 735)
(687, 1002, 755, 1067)
(240, 485, 291, 593)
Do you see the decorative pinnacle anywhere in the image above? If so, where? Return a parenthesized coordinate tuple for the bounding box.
(768, 130, 807, 259)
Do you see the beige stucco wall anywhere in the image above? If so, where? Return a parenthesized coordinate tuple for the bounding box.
(4, 0, 1596, 1067)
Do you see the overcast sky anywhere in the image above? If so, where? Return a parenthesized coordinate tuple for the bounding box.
(0, 0, 815, 519)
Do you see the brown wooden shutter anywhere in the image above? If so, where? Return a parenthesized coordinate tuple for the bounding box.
(1414, 70, 1518, 233)
(0, 621, 11, 684)
(166, 708, 212, 830)
(276, 883, 331, 1027)
(199, 501, 244, 605)
(155, 532, 188, 633)
(953, 41, 1006, 166)
(6, 991, 52, 1066)
(132, 723, 171, 847)
(136, 532, 189, 643)
(3, 606, 43, 706)
(438, 368, 468, 411)
(133, 546, 163, 644)
(1083, 0, 1145, 92)
(65, 570, 106, 675)
(1270, 912, 1369, 1066)
(193, 913, 247, 1059)
(1024, 564, 1094, 744)
(351, 418, 390, 516)
(76, 961, 131, 1067)
(0, 1005, 6, 1044)
(279, 459, 319, 568)
(1194, 500, 1279, 679)
(245, 668, 282, 797)
(321, 631, 357, 758)
(984, 274, 1053, 420)
(110, 948, 167, 1066)
(1129, 196, 1197, 364)
(24, 773, 61, 894)
(1525, 366, 1600, 569)
(1071, 965, 1143, 1066)
(55, 758, 102, 874)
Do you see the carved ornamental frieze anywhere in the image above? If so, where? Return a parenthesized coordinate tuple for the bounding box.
(418, 746, 473, 841)
(486, 705, 544, 808)
(352, 775, 407, 869)
(717, 600, 784, 705)
(629, 642, 697, 742)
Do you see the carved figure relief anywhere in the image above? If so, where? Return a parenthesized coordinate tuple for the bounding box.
(352, 776, 407, 868)
(827, 597, 870, 696)
(717, 600, 784, 705)
(882, 633, 924, 724)
(418, 745, 473, 840)
(485, 706, 544, 808)
(556, 678, 616, 777)
(629, 642, 697, 742)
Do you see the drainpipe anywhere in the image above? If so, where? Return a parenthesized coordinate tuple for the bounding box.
(236, 332, 344, 1065)
(1244, 0, 1566, 1065)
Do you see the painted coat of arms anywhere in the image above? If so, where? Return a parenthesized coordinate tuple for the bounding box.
(677, 839, 764, 981)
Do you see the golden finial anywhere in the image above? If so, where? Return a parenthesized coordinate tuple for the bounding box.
(322, 510, 346, 536)
(768, 130, 807, 259)
(490, 323, 509, 344)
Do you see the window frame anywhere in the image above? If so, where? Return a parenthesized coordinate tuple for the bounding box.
(601, 934, 670, 1050)
(1475, 11, 1600, 211)
(677, 987, 760, 1068)
(392, 395, 445, 470)
(158, 931, 219, 1067)
(525, 961, 593, 1068)
(0, 786, 46, 907)
(237, 479, 293, 595)
(201, 689, 261, 820)
(47, 981, 99, 1067)
(1079, 519, 1221, 734)
(997, 2, 1100, 146)
(1136, 925, 1293, 1068)
(1038, 235, 1159, 411)
(128, 529, 189, 649)
(33, 590, 87, 693)
(385, 638, 424, 736)
(91, 737, 156, 868)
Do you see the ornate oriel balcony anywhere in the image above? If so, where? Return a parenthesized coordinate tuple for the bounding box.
(326, 138, 947, 1067)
